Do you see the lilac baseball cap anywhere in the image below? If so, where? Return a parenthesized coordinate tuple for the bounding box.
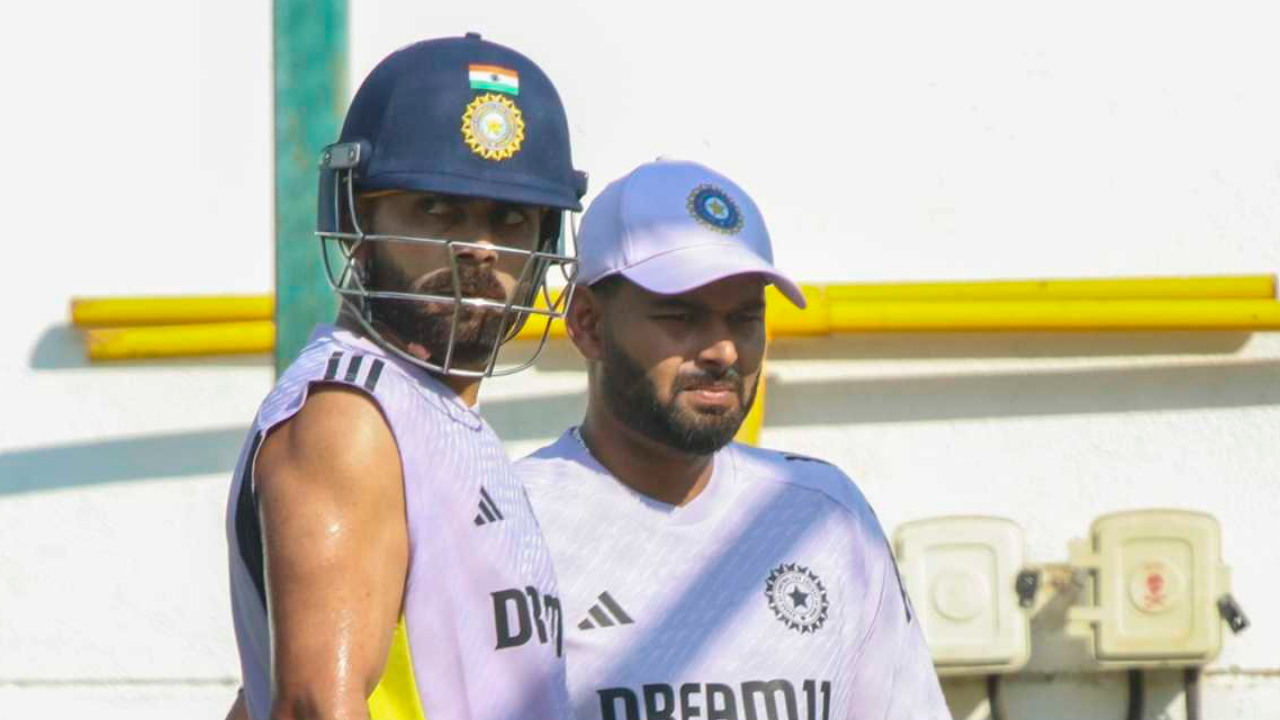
(576, 159, 806, 308)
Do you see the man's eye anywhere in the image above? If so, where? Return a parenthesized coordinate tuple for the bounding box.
(499, 208, 528, 226)
(421, 198, 452, 216)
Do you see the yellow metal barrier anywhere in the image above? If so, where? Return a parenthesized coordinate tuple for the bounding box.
(69, 275, 1276, 329)
(521, 289, 1280, 339)
(75, 276, 1280, 361)
(823, 275, 1276, 302)
(802, 299, 1280, 333)
(75, 278, 1280, 453)
(72, 295, 275, 327)
(87, 321, 275, 361)
(733, 372, 765, 446)
(81, 299, 1280, 361)
(732, 326, 772, 446)
(82, 299, 1280, 360)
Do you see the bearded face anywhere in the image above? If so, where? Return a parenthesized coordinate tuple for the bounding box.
(368, 255, 521, 366)
(350, 191, 546, 369)
(597, 322, 756, 455)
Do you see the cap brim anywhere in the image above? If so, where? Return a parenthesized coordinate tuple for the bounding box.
(617, 242, 807, 308)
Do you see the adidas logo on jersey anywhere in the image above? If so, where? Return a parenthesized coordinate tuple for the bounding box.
(474, 487, 505, 526)
(577, 591, 634, 630)
(322, 351, 386, 392)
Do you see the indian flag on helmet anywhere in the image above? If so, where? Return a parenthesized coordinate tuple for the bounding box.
(469, 64, 519, 95)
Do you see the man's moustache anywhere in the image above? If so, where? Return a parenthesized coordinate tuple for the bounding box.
(674, 370, 744, 395)
(413, 268, 507, 303)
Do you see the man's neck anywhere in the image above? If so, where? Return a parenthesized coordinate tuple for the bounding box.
(579, 404, 715, 508)
(441, 374, 481, 406)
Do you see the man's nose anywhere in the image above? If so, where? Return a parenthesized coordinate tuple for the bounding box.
(450, 216, 500, 265)
(696, 333, 740, 374)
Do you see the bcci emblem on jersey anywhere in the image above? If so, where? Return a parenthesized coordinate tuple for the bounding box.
(765, 563, 829, 634)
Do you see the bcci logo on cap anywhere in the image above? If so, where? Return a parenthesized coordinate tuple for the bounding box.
(687, 184, 744, 235)
(461, 93, 526, 161)
(765, 563, 829, 634)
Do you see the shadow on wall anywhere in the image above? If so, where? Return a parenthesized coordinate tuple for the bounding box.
(29, 324, 86, 369)
(5, 336, 1277, 495)
(766, 330, 1254, 362)
(940, 670, 1185, 720)
(765, 359, 1280, 426)
(0, 426, 253, 496)
(0, 390, 588, 497)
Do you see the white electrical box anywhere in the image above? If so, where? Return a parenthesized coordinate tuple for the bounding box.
(1067, 509, 1230, 667)
(894, 516, 1031, 676)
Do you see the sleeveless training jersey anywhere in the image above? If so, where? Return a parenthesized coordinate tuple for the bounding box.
(517, 431, 950, 720)
(226, 325, 570, 720)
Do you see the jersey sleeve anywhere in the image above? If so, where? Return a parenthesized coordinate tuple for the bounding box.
(845, 528, 952, 720)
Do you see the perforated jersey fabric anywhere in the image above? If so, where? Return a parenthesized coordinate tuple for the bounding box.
(519, 432, 950, 720)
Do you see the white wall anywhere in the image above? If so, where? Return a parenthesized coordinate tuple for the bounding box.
(0, 0, 274, 715)
(2, 1, 1277, 718)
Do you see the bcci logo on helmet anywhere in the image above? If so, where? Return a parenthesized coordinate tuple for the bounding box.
(462, 93, 526, 161)
(765, 563, 829, 634)
(687, 185, 744, 235)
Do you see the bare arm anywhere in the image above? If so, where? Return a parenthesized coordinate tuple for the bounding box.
(255, 384, 409, 720)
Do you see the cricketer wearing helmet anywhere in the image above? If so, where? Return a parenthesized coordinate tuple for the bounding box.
(517, 160, 951, 720)
(224, 34, 586, 720)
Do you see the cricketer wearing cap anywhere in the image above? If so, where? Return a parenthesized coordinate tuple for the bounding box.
(517, 160, 951, 720)
(224, 35, 587, 720)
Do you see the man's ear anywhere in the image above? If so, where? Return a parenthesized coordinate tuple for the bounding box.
(566, 285, 607, 361)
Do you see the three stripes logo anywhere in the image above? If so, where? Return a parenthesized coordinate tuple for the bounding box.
(322, 351, 386, 393)
(577, 592, 634, 631)
(474, 487, 505, 526)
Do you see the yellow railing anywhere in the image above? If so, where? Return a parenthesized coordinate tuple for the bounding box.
(72, 295, 274, 327)
(68, 274, 1280, 446)
(71, 275, 1280, 361)
(70, 275, 1274, 327)
(820, 275, 1275, 302)
(85, 321, 276, 361)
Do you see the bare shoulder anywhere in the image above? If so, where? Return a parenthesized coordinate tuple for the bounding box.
(256, 382, 402, 497)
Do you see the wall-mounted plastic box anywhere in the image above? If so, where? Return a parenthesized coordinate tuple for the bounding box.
(1068, 509, 1229, 667)
(894, 516, 1031, 676)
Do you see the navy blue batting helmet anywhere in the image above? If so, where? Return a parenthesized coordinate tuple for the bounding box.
(318, 32, 587, 239)
(315, 34, 587, 378)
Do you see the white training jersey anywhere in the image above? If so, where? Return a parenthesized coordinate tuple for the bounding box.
(517, 430, 950, 720)
(226, 325, 571, 720)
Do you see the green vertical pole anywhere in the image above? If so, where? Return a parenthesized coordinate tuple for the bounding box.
(274, 0, 348, 374)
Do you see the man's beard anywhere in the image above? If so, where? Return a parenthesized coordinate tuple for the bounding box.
(599, 329, 756, 455)
(367, 259, 514, 367)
